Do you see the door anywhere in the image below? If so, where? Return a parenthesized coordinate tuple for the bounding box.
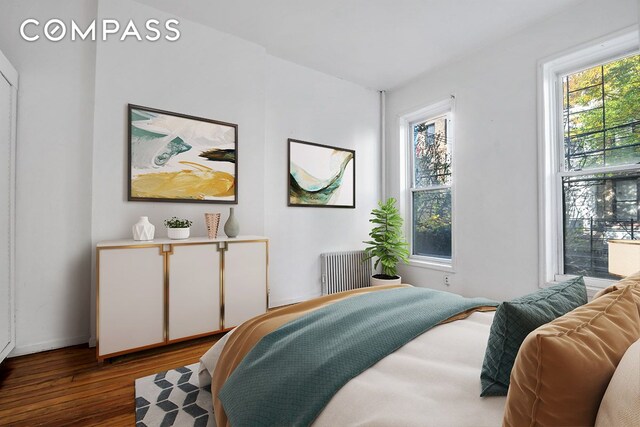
(224, 241, 268, 328)
(0, 54, 16, 363)
(97, 247, 165, 357)
(168, 243, 221, 340)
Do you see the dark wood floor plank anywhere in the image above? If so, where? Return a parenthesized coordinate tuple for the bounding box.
(0, 334, 222, 426)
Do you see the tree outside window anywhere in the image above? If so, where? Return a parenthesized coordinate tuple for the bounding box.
(411, 115, 452, 260)
(561, 54, 640, 278)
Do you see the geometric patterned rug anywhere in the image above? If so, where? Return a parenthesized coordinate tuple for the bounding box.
(135, 363, 215, 427)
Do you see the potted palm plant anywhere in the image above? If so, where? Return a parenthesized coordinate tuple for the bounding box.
(363, 198, 410, 286)
(164, 217, 193, 240)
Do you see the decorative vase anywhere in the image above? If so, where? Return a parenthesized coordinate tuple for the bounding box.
(132, 216, 155, 241)
(224, 207, 239, 238)
(167, 227, 190, 240)
(370, 275, 402, 286)
(205, 213, 221, 239)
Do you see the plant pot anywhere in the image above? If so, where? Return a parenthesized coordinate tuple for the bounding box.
(370, 274, 402, 286)
(167, 227, 190, 240)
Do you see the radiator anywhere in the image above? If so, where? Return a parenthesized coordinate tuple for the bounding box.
(321, 250, 372, 295)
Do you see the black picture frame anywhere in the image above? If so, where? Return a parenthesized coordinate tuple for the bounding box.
(128, 104, 238, 204)
(288, 138, 355, 208)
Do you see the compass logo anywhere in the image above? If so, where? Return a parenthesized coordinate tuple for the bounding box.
(20, 18, 180, 42)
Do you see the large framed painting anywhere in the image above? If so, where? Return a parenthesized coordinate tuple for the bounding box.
(128, 104, 238, 203)
(288, 139, 355, 208)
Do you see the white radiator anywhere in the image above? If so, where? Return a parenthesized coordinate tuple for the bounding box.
(321, 250, 372, 295)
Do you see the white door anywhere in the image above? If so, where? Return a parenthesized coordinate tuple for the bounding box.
(224, 241, 268, 328)
(97, 247, 165, 357)
(168, 244, 221, 340)
(0, 62, 16, 363)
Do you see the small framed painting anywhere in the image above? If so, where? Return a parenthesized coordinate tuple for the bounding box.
(128, 104, 238, 203)
(288, 139, 355, 208)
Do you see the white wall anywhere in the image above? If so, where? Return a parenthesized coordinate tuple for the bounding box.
(91, 1, 380, 314)
(264, 56, 380, 306)
(90, 1, 379, 335)
(89, 0, 268, 343)
(91, 0, 267, 243)
(0, 0, 379, 354)
(0, 0, 97, 355)
(385, 0, 639, 301)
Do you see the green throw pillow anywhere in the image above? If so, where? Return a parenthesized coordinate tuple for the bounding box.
(480, 276, 587, 397)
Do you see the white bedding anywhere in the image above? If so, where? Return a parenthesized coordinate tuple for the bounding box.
(200, 311, 506, 426)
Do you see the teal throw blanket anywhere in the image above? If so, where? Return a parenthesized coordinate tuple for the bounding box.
(219, 287, 497, 427)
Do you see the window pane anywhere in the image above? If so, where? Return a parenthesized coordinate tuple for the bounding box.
(563, 54, 640, 170)
(412, 188, 451, 259)
(413, 115, 450, 187)
(563, 172, 640, 279)
(615, 179, 637, 202)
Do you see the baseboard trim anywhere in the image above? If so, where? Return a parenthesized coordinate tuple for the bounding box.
(10, 335, 90, 357)
(269, 293, 322, 308)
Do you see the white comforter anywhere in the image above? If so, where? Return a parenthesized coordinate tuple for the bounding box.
(200, 311, 506, 427)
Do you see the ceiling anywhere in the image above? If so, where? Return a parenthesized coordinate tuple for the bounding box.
(138, 0, 582, 90)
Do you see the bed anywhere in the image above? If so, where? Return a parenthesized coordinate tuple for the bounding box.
(200, 275, 640, 427)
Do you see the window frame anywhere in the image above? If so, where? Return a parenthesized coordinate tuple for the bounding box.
(400, 98, 455, 271)
(538, 27, 639, 289)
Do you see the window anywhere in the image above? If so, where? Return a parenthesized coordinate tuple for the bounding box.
(540, 30, 639, 285)
(404, 100, 454, 267)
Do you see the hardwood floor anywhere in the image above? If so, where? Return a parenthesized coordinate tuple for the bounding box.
(0, 335, 223, 426)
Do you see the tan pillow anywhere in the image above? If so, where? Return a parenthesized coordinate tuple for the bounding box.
(595, 338, 640, 427)
(615, 271, 640, 309)
(594, 271, 640, 300)
(503, 285, 640, 427)
(593, 284, 621, 299)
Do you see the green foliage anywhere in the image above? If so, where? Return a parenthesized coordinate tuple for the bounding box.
(413, 188, 452, 255)
(414, 191, 451, 234)
(164, 216, 192, 228)
(363, 198, 410, 277)
(563, 54, 640, 170)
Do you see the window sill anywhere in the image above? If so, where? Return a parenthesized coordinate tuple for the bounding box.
(407, 258, 454, 273)
(551, 274, 617, 289)
(540, 274, 620, 299)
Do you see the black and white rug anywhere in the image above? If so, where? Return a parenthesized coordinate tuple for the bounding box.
(135, 363, 215, 427)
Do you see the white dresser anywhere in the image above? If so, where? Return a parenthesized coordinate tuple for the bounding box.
(96, 236, 268, 360)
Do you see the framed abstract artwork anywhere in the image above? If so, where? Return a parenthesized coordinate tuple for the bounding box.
(128, 104, 238, 203)
(288, 139, 355, 208)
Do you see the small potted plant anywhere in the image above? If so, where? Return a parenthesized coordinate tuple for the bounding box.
(363, 198, 410, 286)
(164, 217, 193, 240)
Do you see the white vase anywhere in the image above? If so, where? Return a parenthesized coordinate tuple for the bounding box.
(132, 216, 155, 241)
(167, 227, 190, 240)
